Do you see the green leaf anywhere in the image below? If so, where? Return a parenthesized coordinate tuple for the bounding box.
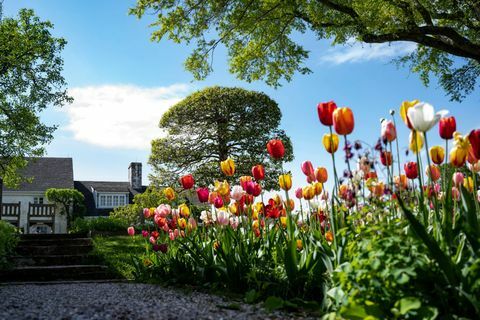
(395, 297, 421, 315)
(264, 296, 284, 312)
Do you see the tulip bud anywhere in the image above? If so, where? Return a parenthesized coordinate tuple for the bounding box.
(163, 187, 176, 201)
(426, 165, 441, 181)
(381, 120, 396, 142)
(450, 146, 468, 167)
(220, 158, 235, 176)
(325, 231, 334, 243)
(179, 174, 195, 189)
(394, 174, 408, 190)
(404, 162, 418, 179)
(267, 139, 285, 159)
(196, 187, 209, 203)
(177, 218, 187, 229)
(315, 167, 328, 183)
(380, 151, 393, 166)
(278, 174, 292, 191)
(295, 187, 303, 199)
(251, 164, 265, 180)
(178, 204, 190, 218)
(127, 226, 135, 236)
(452, 172, 464, 186)
(439, 116, 456, 140)
(302, 185, 315, 200)
(333, 107, 355, 135)
(314, 182, 323, 195)
(296, 239, 303, 251)
(469, 129, 480, 160)
(301, 161, 315, 181)
(452, 187, 460, 201)
(322, 133, 339, 153)
(429, 146, 445, 165)
(464, 177, 474, 192)
(317, 101, 337, 126)
(214, 196, 224, 209)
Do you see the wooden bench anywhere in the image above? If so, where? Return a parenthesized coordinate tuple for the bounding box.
(27, 203, 56, 234)
(1, 202, 21, 228)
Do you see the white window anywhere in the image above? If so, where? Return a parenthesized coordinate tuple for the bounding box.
(97, 194, 127, 208)
(33, 197, 44, 204)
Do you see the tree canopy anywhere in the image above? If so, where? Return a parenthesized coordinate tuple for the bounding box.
(0, 9, 71, 187)
(131, 0, 480, 101)
(46, 188, 85, 224)
(149, 86, 293, 190)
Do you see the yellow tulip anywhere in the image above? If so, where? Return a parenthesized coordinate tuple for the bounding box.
(409, 130, 424, 154)
(302, 185, 315, 200)
(178, 204, 190, 218)
(228, 203, 238, 215)
(322, 133, 339, 154)
(214, 180, 230, 197)
(429, 146, 445, 165)
(314, 182, 323, 195)
(450, 132, 470, 167)
(278, 174, 292, 191)
(296, 239, 303, 251)
(163, 187, 175, 201)
(220, 157, 235, 176)
(177, 218, 187, 229)
(280, 216, 287, 228)
(464, 176, 474, 192)
(399, 99, 419, 129)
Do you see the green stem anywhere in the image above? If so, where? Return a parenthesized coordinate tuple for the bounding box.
(414, 130, 427, 225)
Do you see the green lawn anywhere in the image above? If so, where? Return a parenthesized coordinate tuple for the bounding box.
(92, 235, 146, 280)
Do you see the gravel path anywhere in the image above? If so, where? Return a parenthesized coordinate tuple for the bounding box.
(0, 282, 314, 320)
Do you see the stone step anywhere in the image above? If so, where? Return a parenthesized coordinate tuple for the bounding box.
(16, 244, 93, 256)
(0, 265, 114, 282)
(19, 233, 89, 240)
(11, 254, 97, 267)
(18, 238, 93, 247)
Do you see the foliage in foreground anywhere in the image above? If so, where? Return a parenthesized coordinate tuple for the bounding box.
(0, 221, 18, 270)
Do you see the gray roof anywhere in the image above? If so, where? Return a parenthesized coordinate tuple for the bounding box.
(3, 158, 74, 192)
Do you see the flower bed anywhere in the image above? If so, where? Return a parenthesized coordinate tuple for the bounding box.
(127, 101, 480, 318)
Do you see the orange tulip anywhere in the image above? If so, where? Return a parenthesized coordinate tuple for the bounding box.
(426, 165, 441, 181)
(315, 167, 328, 183)
(333, 107, 354, 135)
(394, 174, 408, 190)
(314, 182, 323, 195)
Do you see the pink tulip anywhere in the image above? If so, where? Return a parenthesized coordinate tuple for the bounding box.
(162, 224, 169, 232)
(143, 208, 152, 219)
(217, 210, 230, 226)
(156, 204, 171, 217)
(452, 187, 460, 201)
(141, 230, 149, 238)
(196, 187, 209, 203)
(149, 236, 156, 244)
(452, 172, 464, 186)
(477, 190, 480, 203)
(230, 216, 240, 230)
(169, 230, 175, 241)
(127, 226, 135, 236)
(381, 120, 396, 142)
(230, 185, 244, 201)
(295, 187, 303, 199)
(301, 161, 315, 181)
(174, 229, 180, 238)
(188, 217, 197, 230)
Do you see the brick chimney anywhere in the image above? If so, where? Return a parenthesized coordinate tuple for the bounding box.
(128, 162, 142, 190)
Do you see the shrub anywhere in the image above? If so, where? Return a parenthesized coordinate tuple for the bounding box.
(70, 217, 129, 234)
(0, 220, 18, 270)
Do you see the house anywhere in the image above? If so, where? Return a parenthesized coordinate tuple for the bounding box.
(74, 162, 146, 217)
(1, 158, 146, 233)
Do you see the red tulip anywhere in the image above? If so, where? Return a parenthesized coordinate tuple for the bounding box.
(251, 164, 265, 180)
(333, 107, 355, 135)
(267, 139, 285, 159)
(214, 196, 224, 208)
(301, 161, 315, 181)
(196, 187, 209, 203)
(380, 151, 393, 166)
(404, 162, 418, 179)
(317, 101, 337, 126)
(469, 129, 480, 160)
(439, 116, 456, 140)
(180, 174, 195, 189)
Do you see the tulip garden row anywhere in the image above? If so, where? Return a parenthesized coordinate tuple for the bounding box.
(127, 101, 480, 319)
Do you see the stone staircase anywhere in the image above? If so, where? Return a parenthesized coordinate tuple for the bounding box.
(0, 233, 118, 282)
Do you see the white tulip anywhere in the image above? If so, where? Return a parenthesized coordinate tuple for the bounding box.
(407, 102, 448, 132)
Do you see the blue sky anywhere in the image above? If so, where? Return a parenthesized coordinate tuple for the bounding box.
(4, 0, 479, 193)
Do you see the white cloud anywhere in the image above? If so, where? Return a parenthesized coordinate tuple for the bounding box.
(320, 41, 416, 65)
(63, 84, 190, 150)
